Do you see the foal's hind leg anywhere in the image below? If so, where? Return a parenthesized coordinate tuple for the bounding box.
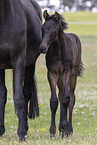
(48, 71, 58, 137)
(68, 74, 77, 135)
(0, 70, 7, 136)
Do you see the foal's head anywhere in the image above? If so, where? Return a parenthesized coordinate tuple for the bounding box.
(39, 10, 67, 54)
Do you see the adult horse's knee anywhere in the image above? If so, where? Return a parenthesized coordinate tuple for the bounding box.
(14, 96, 25, 110)
(50, 99, 58, 111)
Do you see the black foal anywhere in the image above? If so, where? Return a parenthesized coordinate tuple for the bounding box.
(40, 10, 83, 138)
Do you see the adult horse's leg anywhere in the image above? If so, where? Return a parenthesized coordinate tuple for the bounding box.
(0, 69, 7, 136)
(13, 53, 27, 141)
(23, 63, 39, 120)
(61, 68, 71, 138)
(48, 71, 58, 137)
(68, 73, 77, 135)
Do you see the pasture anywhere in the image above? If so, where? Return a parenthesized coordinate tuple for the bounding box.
(0, 12, 97, 144)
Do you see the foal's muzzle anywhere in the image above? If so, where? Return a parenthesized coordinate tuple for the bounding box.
(39, 44, 48, 54)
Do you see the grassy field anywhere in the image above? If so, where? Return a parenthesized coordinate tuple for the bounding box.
(0, 12, 97, 144)
(63, 12, 97, 36)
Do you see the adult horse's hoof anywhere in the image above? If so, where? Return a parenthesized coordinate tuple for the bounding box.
(0, 125, 5, 136)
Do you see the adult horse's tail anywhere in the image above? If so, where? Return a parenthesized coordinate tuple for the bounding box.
(13, 69, 39, 119)
(28, 75, 39, 119)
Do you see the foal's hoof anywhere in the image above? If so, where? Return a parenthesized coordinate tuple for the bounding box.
(19, 137, 27, 142)
(59, 124, 62, 133)
(68, 125, 73, 136)
(49, 126, 56, 137)
(68, 130, 73, 136)
(19, 133, 27, 142)
(62, 130, 68, 139)
(50, 133, 55, 138)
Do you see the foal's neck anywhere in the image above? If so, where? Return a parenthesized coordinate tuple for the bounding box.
(52, 37, 61, 58)
(58, 28, 65, 51)
(52, 28, 65, 59)
(58, 28, 66, 60)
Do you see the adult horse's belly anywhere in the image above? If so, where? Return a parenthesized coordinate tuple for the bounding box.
(0, 44, 12, 69)
(0, 56, 12, 69)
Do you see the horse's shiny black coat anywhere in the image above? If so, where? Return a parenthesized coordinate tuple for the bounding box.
(0, 0, 42, 141)
(40, 10, 83, 138)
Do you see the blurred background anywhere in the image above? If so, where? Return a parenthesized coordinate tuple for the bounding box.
(36, 0, 97, 13)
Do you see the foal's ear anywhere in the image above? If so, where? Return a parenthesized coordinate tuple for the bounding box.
(43, 10, 49, 20)
(54, 11, 60, 21)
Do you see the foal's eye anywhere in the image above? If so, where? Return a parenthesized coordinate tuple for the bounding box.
(47, 27, 51, 31)
(53, 32, 56, 35)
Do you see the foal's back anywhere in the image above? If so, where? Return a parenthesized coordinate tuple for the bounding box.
(64, 32, 81, 67)
(46, 32, 81, 76)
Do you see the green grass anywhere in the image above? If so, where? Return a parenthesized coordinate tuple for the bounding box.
(63, 11, 97, 22)
(63, 12, 97, 36)
(67, 24, 97, 36)
(0, 11, 97, 144)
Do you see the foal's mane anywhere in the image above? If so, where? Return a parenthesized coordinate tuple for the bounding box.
(49, 13, 68, 30)
(59, 14, 68, 30)
(48, 15, 68, 30)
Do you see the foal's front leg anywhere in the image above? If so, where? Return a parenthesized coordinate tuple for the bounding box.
(48, 71, 58, 137)
(13, 54, 27, 141)
(61, 68, 71, 138)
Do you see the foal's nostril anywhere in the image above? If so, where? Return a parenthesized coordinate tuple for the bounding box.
(39, 44, 47, 54)
(40, 47, 46, 54)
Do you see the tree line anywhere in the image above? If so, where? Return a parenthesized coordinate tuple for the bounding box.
(37, 0, 97, 11)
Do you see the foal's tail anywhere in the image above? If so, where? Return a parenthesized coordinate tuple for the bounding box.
(78, 62, 84, 76)
(75, 35, 84, 77)
(29, 76, 39, 119)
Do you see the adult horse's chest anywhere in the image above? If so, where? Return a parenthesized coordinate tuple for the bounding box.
(0, 30, 26, 69)
(0, 15, 27, 68)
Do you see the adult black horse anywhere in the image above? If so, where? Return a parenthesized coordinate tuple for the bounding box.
(0, 0, 42, 141)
